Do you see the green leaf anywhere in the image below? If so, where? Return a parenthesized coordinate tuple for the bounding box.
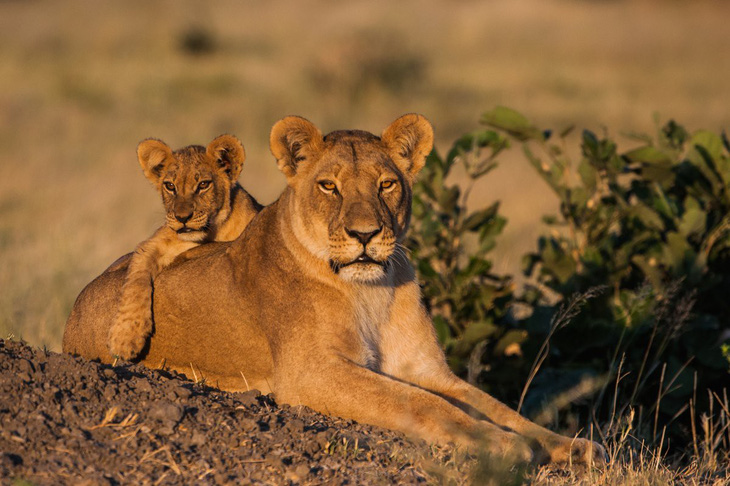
(446, 130, 507, 174)
(478, 217, 507, 253)
(462, 320, 500, 342)
(480, 106, 543, 141)
(582, 130, 599, 155)
(417, 259, 439, 279)
(631, 255, 664, 291)
(433, 315, 452, 345)
(663, 231, 693, 271)
(540, 240, 576, 284)
(559, 125, 575, 138)
(460, 202, 500, 233)
(494, 329, 528, 356)
(623, 146, 678, 185)
(661, 120, 689, 149)
(692, 130, 724, 161)
(578, 159, 598, 191)
(460, 257, 491, 279)
(624, 146, 673, 166)
(438, 186, 460, 214)
(678, 197, 705, 237)
(686, 132, 725, 191)
(631, 203, 665, 231)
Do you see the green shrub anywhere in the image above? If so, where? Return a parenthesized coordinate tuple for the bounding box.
(482, 107, 730, 447)
(406, 127, 525, 392)
(409, 108, 730, 452)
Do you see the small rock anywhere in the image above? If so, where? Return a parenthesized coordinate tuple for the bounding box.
(148, 401, 184, 424)
(289, 464, 311, 481)
(133, 380, 153, 394)
(17, 358, 35, 375)
(315, 431, 331, 449)
(284, 418, 305, 433)
(239, 418, 259, 432)
(174, 385, 192, 399)
(157, 425, 175, 436)
(191, 430, 207, 447)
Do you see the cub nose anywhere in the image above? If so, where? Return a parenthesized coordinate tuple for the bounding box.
(175, 212, 193, 224)
(345, 226, 382, 245)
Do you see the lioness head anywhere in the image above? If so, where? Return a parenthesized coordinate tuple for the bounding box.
(137, 135, 245, 242)
(270, 114, 433, 283)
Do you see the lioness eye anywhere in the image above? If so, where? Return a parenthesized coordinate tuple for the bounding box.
(380, 180, 397, 192)
(319, 181, 337, 193)
(163, 182, 176, 192)
(197, 181, 211, 191)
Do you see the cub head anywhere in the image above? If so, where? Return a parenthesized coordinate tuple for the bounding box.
(137, 134, 245, 242)
(270, 114, 433, 283)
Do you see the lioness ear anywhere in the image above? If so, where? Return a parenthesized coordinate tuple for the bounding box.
(381, 114, 434, 178)
(269, 116, 324, 180)
(137, 139, 174, 184)
(207, 134, 245, 182)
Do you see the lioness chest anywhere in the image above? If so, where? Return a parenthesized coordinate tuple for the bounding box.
(350, 285, 394, 371)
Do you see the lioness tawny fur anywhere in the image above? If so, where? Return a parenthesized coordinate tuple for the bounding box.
(66, 114, 606, 465)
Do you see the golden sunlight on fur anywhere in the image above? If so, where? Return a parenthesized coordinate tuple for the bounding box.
(65, 115, 605, 465)
(106, 135, 261, 360)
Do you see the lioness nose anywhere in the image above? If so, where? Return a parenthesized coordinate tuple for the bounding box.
(176, 212, 192, 224)
(345, 226, 382, 245)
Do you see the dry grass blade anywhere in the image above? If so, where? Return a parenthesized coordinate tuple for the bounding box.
(240, 370, 250, 391)
(87, 406, 119, 430)
(518, 286, 606, 413)
(140, 445, 181, 476)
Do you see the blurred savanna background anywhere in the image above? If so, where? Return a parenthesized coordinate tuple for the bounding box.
(3, 0, 729, 351)
(2, 1, 730, 478)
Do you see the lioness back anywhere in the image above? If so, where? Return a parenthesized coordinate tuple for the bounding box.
(107, 135, 262, 360)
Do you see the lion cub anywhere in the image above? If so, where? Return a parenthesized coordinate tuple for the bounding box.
(108, 135, 261, 360)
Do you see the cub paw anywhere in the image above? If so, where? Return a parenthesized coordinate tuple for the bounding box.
(108, 317, 152, 360)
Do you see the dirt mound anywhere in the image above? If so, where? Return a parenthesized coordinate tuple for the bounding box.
(0, 339, 439, 485)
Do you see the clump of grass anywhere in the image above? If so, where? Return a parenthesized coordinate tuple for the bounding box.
(503, 287, 729, 484)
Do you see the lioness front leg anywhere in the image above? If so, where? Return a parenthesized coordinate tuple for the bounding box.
(427, 374, 607, 465)
(108, 228, 195, 360)
(381, 283, 607, 465)
(275, 356, 534, 463)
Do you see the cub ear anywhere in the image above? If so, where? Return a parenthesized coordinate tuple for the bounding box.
(137, 139, 174, 184)
(269, 116, 324, 180)
(207, 134, 245, 182)
(381, 114, 434, 179)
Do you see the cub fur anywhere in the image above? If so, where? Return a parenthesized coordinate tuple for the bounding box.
(107, 135, 261, 360)
(66, 115, 605, 465)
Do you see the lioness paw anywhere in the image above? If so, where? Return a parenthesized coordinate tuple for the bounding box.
(480, 432, 534, 464)
(545, 436, 607, 466)
(573, 438, 608, 466)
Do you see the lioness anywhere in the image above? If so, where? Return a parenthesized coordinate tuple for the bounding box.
(64, 114, 605, 464)
(107, 135, 261, 360)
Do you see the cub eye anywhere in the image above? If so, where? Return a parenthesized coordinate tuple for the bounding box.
(163, 182, 176, 193)
(380, 180, 397, 192)
(197, 180, 212, 192)
(318, 181, 337, 194)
